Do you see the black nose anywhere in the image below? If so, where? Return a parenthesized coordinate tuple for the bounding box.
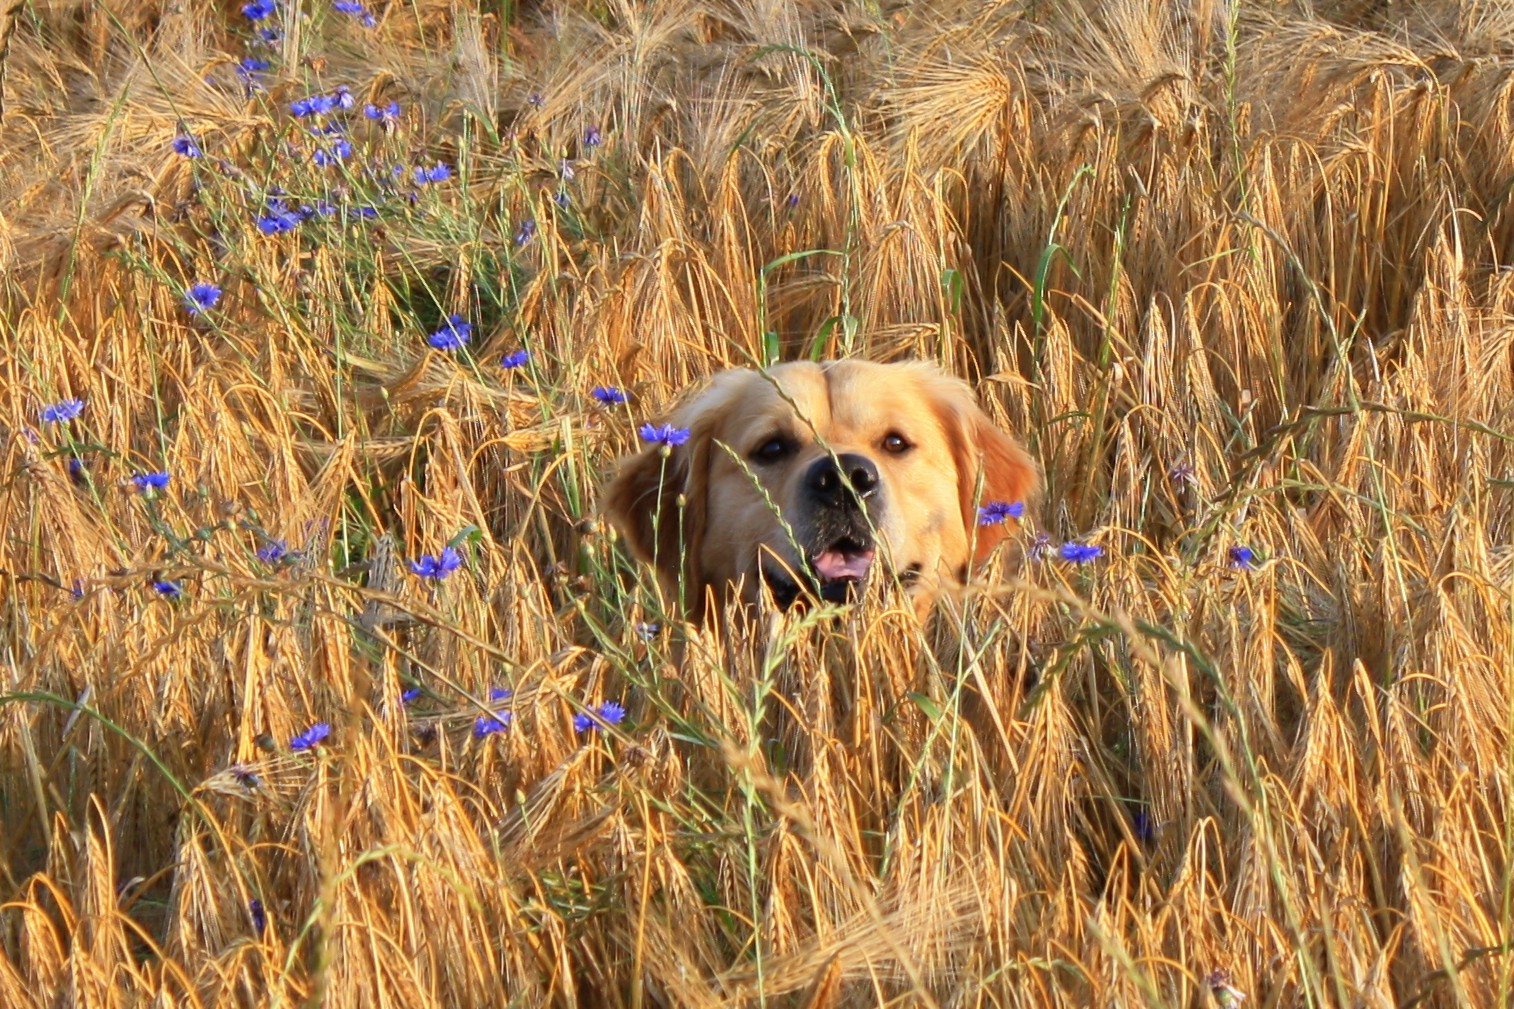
(804, 453, 879, 508)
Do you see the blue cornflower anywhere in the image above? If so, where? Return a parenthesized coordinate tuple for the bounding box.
(784, 193, 800, 209)
(583, 125, 602, 147)
(426, 314, 473, 351)
(976, 500, 1025, 526)
(574, 700, 626, 734)
(639, 423, 692, 447)
(40, 398, 84, 424)
(256, 540, 288, 564)
(591, 385, 627, 405)
(242, 0, 275, 19)
(152, 579, 183, 599)
(473, 687, 513, 737)
(501, 349, 530, 369)
(256, 203, 299, 234)
(183, 282, 222, 315)
(1132, 809, 1155, 844)
(332, 85, 354, 110)
(255, 26, 281, 43)
(290, 722, 331, 751)
(409, 546, 464, 579)
(413, 162, 452, 185)
(514, 218, 536, 245)
(334, 2, 363, 13)
(68, 457, 87, 484)
(400, 687, 422, 705)
(296, 201, 336, 220)
(171, 135, 202, 158)
(312, 138, 352, 166)
(133, 471, 171, 492)
(349, 205, 379, 220)
(364, 101, 401, 123)
(249, 899, 267, 935)
(1058, 542, 1103, 564)
(236, 57, 269, 91)
(1228, 545, 1256, 570)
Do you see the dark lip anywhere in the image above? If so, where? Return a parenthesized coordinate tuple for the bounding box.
(759, 535, 888, 609)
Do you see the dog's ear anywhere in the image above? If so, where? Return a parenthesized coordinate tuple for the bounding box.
(602, 391, 719, 613)
(934, 379, 1038, 564)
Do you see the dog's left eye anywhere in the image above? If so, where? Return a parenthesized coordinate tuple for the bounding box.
(882, 432, 912, 454)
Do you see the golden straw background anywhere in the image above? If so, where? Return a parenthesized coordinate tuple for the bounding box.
(2, 1, 1514, 1006)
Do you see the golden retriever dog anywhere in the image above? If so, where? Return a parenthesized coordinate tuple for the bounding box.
(603, 360, 1037, 620)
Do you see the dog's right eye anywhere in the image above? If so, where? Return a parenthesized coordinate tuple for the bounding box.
(751, 437, 791, 463)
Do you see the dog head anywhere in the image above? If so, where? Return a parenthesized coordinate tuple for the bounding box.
(603, 360, 1037, 618)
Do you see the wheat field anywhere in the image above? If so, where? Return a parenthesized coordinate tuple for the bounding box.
(1, 0, 1512, 1005)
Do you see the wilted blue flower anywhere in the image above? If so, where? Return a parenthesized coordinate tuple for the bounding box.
(1169, 460, 1196, 484)
(552, 191, 570, 209)
(1058, 542, 1103, 564)
(68, 457, 87, 484)
(255, 26, 281, 43)
(256, 540, 288, 564)
(133, 471, 171, 492)
(591, 385, 627, 405)
(1132, 809, 1155, 844)
(332, 85, 354, 110)
(1228, 545, 1256, 570)
(559, 159, 576, 181)
(184, 282, 222, 315)
(409, 546, 464, 579)
(242, 0, 275, 19)
(501, 349, 530, 369)
(69, 579, 85, 602)
(171, 135, 202, 158)
(152, 579, 183, 599)
(426, 314, 473, 351)
(635, 621, 660, 641)
(639, 423, 691, 447)
(514, 218, 536, 245)
(583, 125, 602, 147)
(364, 101, 401, 123)
(290, 722, 331, 751)
(249, 899, 267, 935)
(976, 500, 1025, 526)
(1028, 531, 1053, 560)
(40, 398, 84, 424)
(574, 700, 626, 734)
(784, 193, 800, 209)
(527, 92, 545, 109)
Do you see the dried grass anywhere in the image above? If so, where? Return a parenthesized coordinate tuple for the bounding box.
(2, 0, 1513, 1006)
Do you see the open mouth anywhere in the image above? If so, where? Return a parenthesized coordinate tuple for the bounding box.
(761, 536, 877, 608)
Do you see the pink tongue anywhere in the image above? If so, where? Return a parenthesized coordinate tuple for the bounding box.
(813, 548, 875, 581)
